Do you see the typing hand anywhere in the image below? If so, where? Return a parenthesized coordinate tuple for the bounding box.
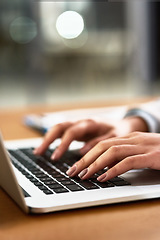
(66, 132, 160, 182)
(34, 119, 118, 159)
(34, 116, 147, 161)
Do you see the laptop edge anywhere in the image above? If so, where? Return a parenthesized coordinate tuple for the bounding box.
(0, 133, 29, 213)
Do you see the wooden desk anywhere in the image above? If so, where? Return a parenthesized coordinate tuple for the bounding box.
(1, 101, 160, 240)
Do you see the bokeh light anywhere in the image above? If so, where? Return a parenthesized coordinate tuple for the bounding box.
(56, 11, 84, 39)
(9, 17, 37, 44)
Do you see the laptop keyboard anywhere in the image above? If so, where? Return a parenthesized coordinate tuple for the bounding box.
(8, 148, 130, 195)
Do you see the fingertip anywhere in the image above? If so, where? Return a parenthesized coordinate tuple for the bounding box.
(97, 173, 108, 182)
(51, 148, 61, 160)
(51, 153, 57, 160)
(33, 144, 46, 155)
(33, 147, 40, 155)
(78, 168, 88, 179)
(66, 165, 77, 177)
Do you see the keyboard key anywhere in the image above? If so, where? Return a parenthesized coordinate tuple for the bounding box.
(38, 177, 52, 182)
(37, 185, 49, 191)
(34, 174, 47, 178)
(9, 148, 130, 196)
(112, 180, 130, 186)
(60, 180, 75, 185)
(44, 180, 57, 185)
(50, 173, 64, 178)
(30, 178, 39, 183)
(47, 170, 60, 175)
(56, 165, 68, 173)
(48, 183, 63, 189)
(92, 179, 114, 188)
(109, 176, 123, 182)
(65, 184, 84, 192)
(78, 180, 99, 190)
(53, 188, 69, 193)
(96, 169, 108, 176)
(33, 180, 42, 186)
(25, 174, 34, 179)
(43, 189, 54, 195)
(55, 177, 68, 182)
(31, 170, 42, 175)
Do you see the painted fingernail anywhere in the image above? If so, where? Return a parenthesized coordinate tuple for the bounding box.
(97, 173, 107, 182)
(66, 165, 77, 177)
(78, 168, 88, 179)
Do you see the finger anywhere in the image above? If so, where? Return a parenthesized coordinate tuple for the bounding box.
(80, 131, 117, 155)
(34, 122, 72, 155)
(66, 137, 142, 178)
(78, 135, 139, 167)
(52, 120, 106, 160)
(78, 144, 143, 180)
(66, 135, 142, 177)
(51, 126, 82, 160)
(66, 143, 105, 177)
(97, 153, 152, 182)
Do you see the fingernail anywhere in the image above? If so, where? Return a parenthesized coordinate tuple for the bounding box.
(78, 168, 88, 179)
(51, 153, 56, 160)
(66, 165, 77, 177)
(97, 173, 107, 182)
(51, 149, 59, 160)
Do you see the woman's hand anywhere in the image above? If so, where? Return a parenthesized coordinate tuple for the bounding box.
(66, 132, 160, 182)
(34, 116, 148, 160)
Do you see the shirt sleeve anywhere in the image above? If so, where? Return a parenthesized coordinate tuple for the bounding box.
(124, 108, 160, 133)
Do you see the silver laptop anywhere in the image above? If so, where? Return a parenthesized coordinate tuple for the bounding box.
(1, 133, 160, 214)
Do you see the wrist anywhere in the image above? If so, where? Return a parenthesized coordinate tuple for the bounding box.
(125, 116, 149, 132)
(124, 108, 160, 133)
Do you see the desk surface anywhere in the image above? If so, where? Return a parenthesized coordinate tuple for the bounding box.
(1, 100, 160, 240)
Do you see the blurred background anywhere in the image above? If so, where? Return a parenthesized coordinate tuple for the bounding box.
(0, 0, 160, 109)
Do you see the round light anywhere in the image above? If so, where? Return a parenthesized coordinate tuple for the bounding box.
(56, 11, 84, 39)
(9, 17, 37, 44)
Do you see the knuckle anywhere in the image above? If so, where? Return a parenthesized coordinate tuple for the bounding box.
(55, 122, 72, 131)
(54, 123, 65, 133)
(97, 140, 107, 151)
(125, 156, 135, 169)
(109, 145, 120, 155)
(66, 126, 78, 137)
(85, 119, 96, 125)
(91, 161, 98, 170)
(128, 131, 140, 138)
(153, 150, 160, 157)
(77, 119, 96, 127)
(83, 119, 97, 130)
(128, 131, 144, 144)
(78, 157, 86, 168)
(148, 150, 160, 168)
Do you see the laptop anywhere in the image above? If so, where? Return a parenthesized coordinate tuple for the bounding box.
(1, 133, 160, 214)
